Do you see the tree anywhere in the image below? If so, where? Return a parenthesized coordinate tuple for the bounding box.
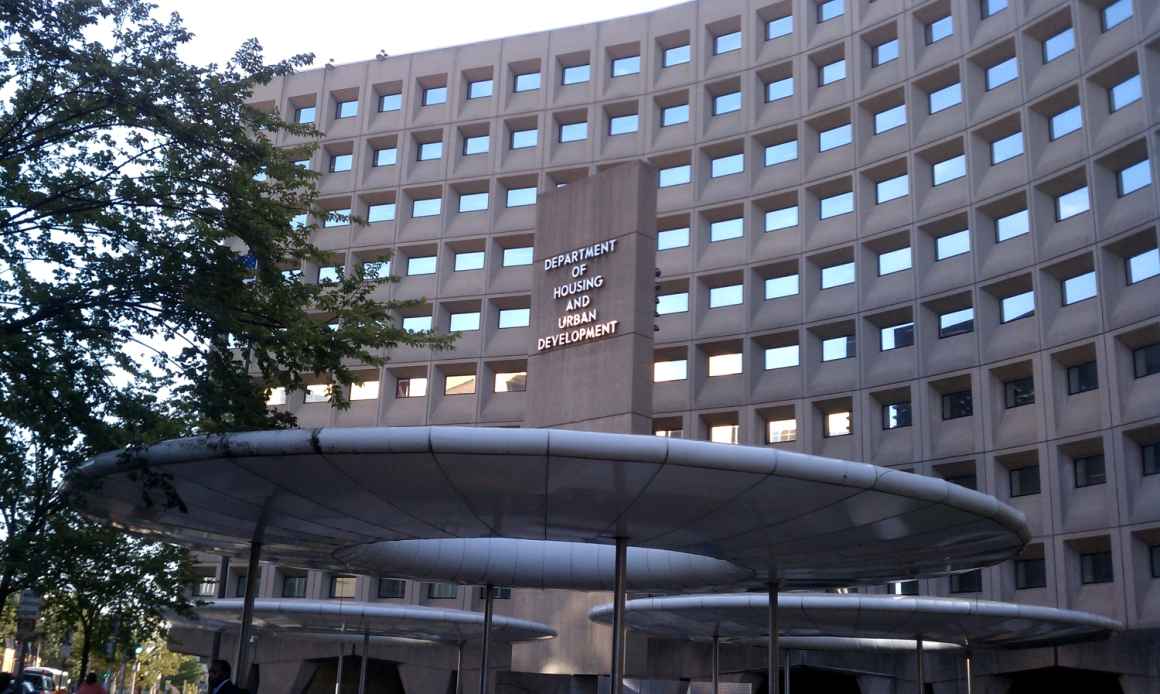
(0, 0, 453, 613)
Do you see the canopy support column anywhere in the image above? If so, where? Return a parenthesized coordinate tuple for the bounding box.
(964, 650, 973, 694)
(209, 555, 230, 664)
(711, 633, 719, 694)
(454, 641, 464, 694)
(479, 584, 495, 694)
(611, 538, 628, 694)
(234, 541, 262, 691)
(335, 643, 345, 694)
(768, 581, 781, 694)
(357, 629, 369, 694)
(915, 637, 924, 694)
(783, 648, 790, 694)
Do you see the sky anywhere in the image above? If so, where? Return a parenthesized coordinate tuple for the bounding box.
(148, 0, 685, 69)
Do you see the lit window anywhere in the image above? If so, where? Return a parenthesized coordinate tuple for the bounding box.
(1049, 105, 1082, 140)
(1062, 271, 1097, 305)
(663, 45, 691, 67)
(926, 16, 953, 44)
(494, 372, 527, 393)
(996, 209, 1030, 242)
(662, 104, 690, 127)
(350, 380, 379, 401)
(449, 311, 481, 332)
(609, 113, 640, 136)
(710, 218, 744, 242)
(511, 128, 538, 149)
(458, 192, 488, 213)
(502, 247, 533, 267)
(876, 175, 909, 204)
(658, 227, 690, 250)
(655, 428, 683, 438)
(373, 147, 398, 167)
(766, 419, 797, 443)
(467, 79, 493, 100)
(1010, 467, 1041, 498)
(1004, 377, 1035, 408)
(379, 92, 402, 112)
(765, 345, 799, 369)
(324, 208, 351, 228)
(890, 580, 919, 595)
(821, 262, 855, 288)
(1133, 343, 1160, 378)
(559, 121, 588, 143)
(498, 308, 530, 328)
(330, 154, 352, 173)
(562, 64, 591, 85)
(295, 105, 316, 124)
(266, 387, 286, 406)
(290, 213, 308, 229)
(985, 57, 1019, 90)
(336, 99, 358, 119)
(1043, 28, 1075, 63)
(611, 55, 641, 77)
(878, 247, 912, 275)
(765, 274, 799, 299)
(330, 575, 357, 599)
(818, 123, 852, 151)
(454, 251, 485, 272)
(767, 16, 793, 40)
(1001, 290, 1035, 323)
(766, 205, 799, 231)
(939, 307, 974, 338)
(818, 0, 845, 23)
(445, 374, 476, 396)
(1127, 248, 1160, 284)
(819, 192, 854, 219)
(1101, 0, 1133, 32)
(1055, 186, 1090, 221)
(407, 256, 437, 275)
(713, 91, 742, 115)
(362, 259, 390, 279)
(711, 153, 744, 178)
(929, 82, 962, 113)
(822, 335, 855, 361)
(990, 132, 1024, 164)
(765, 140, 798, 166)
(402, 316, 432, 333)
(1067, 361, 1098, 395)
(423, 86, 448, 106)
(935, 229, 971, 260)
(464, 135, 489, 156)
(941, 391, 973, 419)
(1118, 160, 1152, 197)
(656, 292, 689, 315)
(653, 359, 688, 383)
(714, 31, 742, 55)
(318, 266, 343, 284)
(883, 402, 911, 429)
(514, 72, 541, 92)
(982, 0, 1009, 17)
(881, 322, 914, 350)
(709, 284, 744, 308)
(819, 59, 847, 86)
(1109, 74, 1142, 112)
(1075, 455, 1107, 488)
(766, 77, 794, 102)
(874, 104, 907, 134)
(418, 141, 443, 161)
(396, 377, 427, 398)
(873, 39, 900, 66)
(659, 165, 692, 188)
(932, 154, 967, 185)
(710, 424, 739, 444)
(708, 353, 743, 376)
(506, 187, 537, 208)
(824, 410, 852, 437)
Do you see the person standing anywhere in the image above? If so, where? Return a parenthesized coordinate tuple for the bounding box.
(206, 660, 247, 694)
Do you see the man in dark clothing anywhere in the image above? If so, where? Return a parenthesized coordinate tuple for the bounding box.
(207, 660, 248, 694)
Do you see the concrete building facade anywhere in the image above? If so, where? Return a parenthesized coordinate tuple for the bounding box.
(184, 0, 1160, 691)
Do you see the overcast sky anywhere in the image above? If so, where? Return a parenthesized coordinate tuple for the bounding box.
(149, 0, 684, 68)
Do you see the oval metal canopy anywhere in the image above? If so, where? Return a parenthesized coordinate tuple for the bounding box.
(779, 637, 960, 653)
(71, 427, 1030, 586)
(589, 594, 1121, 649)
(181, 599, 555, 644)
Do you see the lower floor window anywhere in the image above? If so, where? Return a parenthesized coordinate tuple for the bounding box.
(428, 583, 458, 599)
(1080, 551, 1113, 584)
(1015, 558, 1046, 589)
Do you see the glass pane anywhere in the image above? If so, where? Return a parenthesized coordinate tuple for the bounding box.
(766, 77, 794, 102)
(932, 154, 966, 185)
(765, 141, 798, 166)
(1043, 27, 1075, 62)
(445, 374, 476, 395)
(323, 208, 351, 228)
(881, 322, 914, 350)
(609, 113, 640, 135)
(1001, 290, 1035, 322)
(996, 209, 1029, 241)
(714, 31, 742, 55)
(464, 135, 489, 155)
(659, 165, 692, 187)
(423, 86, 447, 105)
(710, 218, 744, 242)
(1010, 467, 1041, 498)
(983, 0, 1009, 17)
(1055, 187, 1090, 220)
(818, 0, 845, 22)
(402, 316, 432, 333)
(927, 16, 953, 44)
(511, 128, 538, 149)
(295, 105, 316, 124)
(657, 227, 690, 250)
(1004, 377, 1035, 408)
(1050, 105, 1082, 140)
(1127, 248, 1160, 284)
(664, 45, 691, 67)
(656, 292, 689, 315)
(767, 16, 793, 40)
(765, 274, 799, 299)
(825, 411, 851, 437)
(765, 345, 799, 369)
(986, 57, 1019, 90)
(939, 307, 974, 337)
(611, 55, 641, 77)
(878, 247, 912, 275)
(662, 104, 690, 126)
(498, 308, 531, 328)
(819, 123, 852, 151)
(711, 153, 745, 178)
(991, 132, 1024, 164)
(936, 229, 971, 259)
(820, 192, 854, 219)
(929, 82, 962, 113)
(374, 148, 398, 167)
(418, 141, 443, 160)
(709, 284, 744, 308)
(396, 378, 427, 398)
(766, 419, 797, 443)
(407, 256, 437, 275)
(819, 59, 846, 86)
(714, 91, 742, 115)
(514, 72, 541, 92)
(467, 79, 493, 99)
(368, 203, 395, 223)
(454, 251, 485, 271)
(874, 39, 900, 66)
(458, 192, 488, 213)
(502, 247, 533, 266)
(822, 336, 854, 361)
(1118, 160, 1152, 196)
(379, 93, 402, 112)
(707, 353, 743, 376)
(506, 187, 537, 207)
(330, 154, 353, 172)
(874, 104, 907, 133)
(876, 174, 909, 204)
(1102, 0, 1133, 31)
(1109, 74, 1142, 112)
(559, 122, 588, 142)
(449, 312, 481, 332)
(710, 424, 739, 444)
(1062, 271, 1097, 304)
(562, 64, 590, 85)
(336, 100, 358, 119)
(653, 360, 687, 382)
(494, 372, 527, 393)
(766, 206, 799, 231)
(883, 403, 911, 429)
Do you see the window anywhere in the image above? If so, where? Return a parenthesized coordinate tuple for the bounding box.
(819, 59, 846, 86)
(822, 335, 855, 361)
(1063, 271, 1097, 305)
(427, 583, 458, 599)
(290, 213, 308, 229)
(1050, 105, 1082, 140)
(498, 308, 530, 328)
(422, 86, 447, 106)
(711, 154, 744, 178)
(445, 374, 476, 395)
(494, 372, 527, 393)
(766, 205, 799, 231)
(1133, 343, 1160, 378)
(478, 586, 512, 600)
(659, 165, 691, 188)
(939, 307, 974, 338)
(507, 187, 537, 208)
(766, 419, 797, 443)
(1015, 558, 1046, 589)
(926, 16, 953, 44)
(874, 104, 906, 134)
(881, 322, 914, 350)
(1101, 0, 1133, 32)
(395, 377, 427, 398)
(323, 208, 351, 228)
(1055, 187, 1090, 221)
(330, 575, 357, 599)
(292, 159, 311, 170)
(986, 57, 1018, 90)
(611, 55, 640, 77)
(1001, 290, 1035, 323)
(1118, 160, 1152, 197)
(713, 91, 742, 115)
(824, 410, 852, 437)
(818, 0, 845, 23)
(453, 251, 485, 272)
(282, 575, 306, 598)
(318, 266, 343, 284)
(883, 402, 911, 429)
(511, 128, 538, 149)
(1067, 361, 1098, 394)
(449, 311, 480, 332)
(1074, 455, 1106, 487)
(656, 292, 688, 315)
(502, 247, 533, 267)
(662, 104, 690, 127)
(658, 227, 690, 250)
(193, 577, 217, 598)
(609, 114, 639, 136)
(709, 284, 743, 308)
(929, 82, 962, 113)
(378, 578, 405, 599)
(458, 192, 488, 213)
(379, 92, 402, 112)
(294, 105, 316, 124)
(949, 570, 981, 594)
(514, 72, 541, 93)
(876, 175, 909, 204)
(663, 45, 691, 67)
(767, 15, 793, 40)
(890, 580, 918, 595)
(710, 218, 744, 242)
(821, 261, 855, 289)
(464, 134, 489, 155)
(655, 428, 683, 438)
(336, 99, 358, 119)
(937, 230, 971, 260)
(559, 121, 588, 143)
(765, 345, 799, 370)
(407, 255, 437, 275)
(996, 209, 1030, 242)
(1043, 28, 1075, 63)
(873, 39, 899, 66)
(402, 316, 432, 333)
(329, 154, 352, 173)
(1151, 545, 1160, 578)
(1004, 377, 1035, 408)
(990, 132, 1024, 164)
(1010, 466, 1041, 497)
(362, 259, 390, 279)
(235, 574, 248, 597)
(1080, 551, 1113, 584)
(982, 0, 1008, 17)
(766, 77, 794, 102)
(765, 274, 799, 299)
(373, 147, 398, 167)
(932, 155, 966, 185)
(942, 391, 973, 419)
(820, 192, 854, 219)
(562, 64, 591, 85)
(714, 31, 741, 55)
(765, 140, 798, 166)
(1109, 74, 1142, 112)
(1127, 248, 1160, 284)
(819, 123, 852, 151)
(467, 79, 493, 100)
(710, 424, 739, 444)
(707, 353, 743, 376)
(418, 141, 443, 161)
(653, 359, 687, 383)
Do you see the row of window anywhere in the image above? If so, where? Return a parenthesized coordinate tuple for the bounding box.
(268, 369, 528, 406)
(194, 573, 512, 601)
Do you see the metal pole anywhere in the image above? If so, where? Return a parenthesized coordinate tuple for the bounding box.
(915, 638, 924, 694)
(335, 643, 345, 694)
(767, 582, 780, 694)
(357, 629, 369, 694)
(479, 584, 495, 694)
(964, 651, 973, 694)
(711, 634, 719, 694)
(783, 648, 790, 694)
(611, 538, 628, 694)
(454, 642, 464, 694)
(234, 541, 262, 691)
(209, 555, 230, 665)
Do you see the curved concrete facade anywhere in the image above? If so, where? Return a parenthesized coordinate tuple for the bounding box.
(219, 0, 1160, 690)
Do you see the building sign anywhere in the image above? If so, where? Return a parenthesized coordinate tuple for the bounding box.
(536, 240, 621, 352)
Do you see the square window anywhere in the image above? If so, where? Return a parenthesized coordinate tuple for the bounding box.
(463, 134, 489, 156)
(663, 45, 691, 67)
(936, 230, 971, 260)
(941, 391, 973, 419)
(658, 227, 690, 250)
(824, 410, 852, 437)
(1109, 74, 1142, 112)
(820, 192, 854, 219)
(514, 72, 541, 93)
(767, 16, 793, 40)
(714, 31, 742, 55)
(1133, 343, 1160, 378)
(662, 104, 690, 127)
(821, 261, 855, 289)
(765, 274, 799, 299)
(996, 209, 1030, 241)
(986, 57, 1019, 90)
(1118, 160, 1152, 197)
(818, 123, 852, 151)
(939, 307, 974, 337)
(1067, 361, 1098, 394)
(336, 100, 358, 119)
(1074, 455, 1106, 487)
(362, 259, 391, 279)
(822, 335, 855, 361)
(506, 187, 537, 208)
(498, 308, 530, 328)
(329, 153, 353, 173)
(874, 104, 907, 134)
(1050, 105, 1082, 140)
(379, 92, 402, 112)
(373, 147, 398, 167)
(1001, 290, 1035, 323)
(423, 86, 448, 106)
(766, 418, 797, 443)
(710, 218, 744, 242)
(1102, 0, 1133, 32)
(611, 55, 641, 77)
(378, 578, 406, 599)
(708, 284, 744, 308)
(559, 122, 588, 143)
(929, 82, 962, 113)
(883, 402, 912, 429)
(714, 91, 742, 116)
(766, 205, 799, 231)
(282, 575, 306, 598)
(1015, 558, 1046, 589)
(932, 154, 966, 185)
(1127, 248, 1160, 284)
(511, 128, 538, 149)
(926, 16, 954, 44)
(1004, 377, 1035, 408)
(467, 79, 493, 100)
(707, 353, 743, 376)
(711, 153, 744, 178)
(881, 322, 914, 350)
(818, 0, 845, 23)
(765, 140, 798, 166)
(1062, 271, 1097, 305)
(1080, 551, 1113, 584)
(449, 311, 481, 332)
(876, 175, 909, 204)
(766, 77, 794, 102)
(330, 575, 357, 599)
(1010, 466, 1041, 497)
(458, 192, 488, 213)
(891, 580, 918, 595)
(609, 113, 640, 136)
(444, 374, 476, 395)
(1043, 28, 1075, 63)
(949, 570, 981, 594)
(502, 247, 533, 267)
(562, 64, 591, 85)
(304, 384, 330, 403)
(764, 345, 799, 370)
(990, 132, 1024, 164)
(653, 359, 688, 383)
(418, 141, 443, 161)
(878, 246, 912, 275)
(659, 165, 692, 188)
(295, 105, 316, 124)
(494, 372, 527, 393)
(395, 377, 428, 398)
(819, 59, 847, 86)
(1055, 187, 1090, 221)
(454, 251, 485, 271)
(873, 39, 900, 66)
(656, 292, 689, 315)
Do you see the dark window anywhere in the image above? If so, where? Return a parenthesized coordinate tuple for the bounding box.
(883, 402, 912, 430)
(1074, 455, 1106, 488)
(477, 586, 513, 600)
(1004, 377, 1035, 408)
(1015, 558, 1046, 589)
(892, 580, 919, 595)
(427, 583, 458, 599)
(1151, 545, 1160, 579)
(949, 570, 981, 593)
(946, 473, 977, 490)
(282, 575, 306, 598)
(1134, 343, 1160, 378)
(1009, 466, 1041, 497)
(942, 391, 973, 420)
(235, 574, 248, 597)
(1142, 442, 1160, 476)
(378, 578, 406, 599)
(1080, 551, 1113, 584)
(1067, 361, 1098, 394)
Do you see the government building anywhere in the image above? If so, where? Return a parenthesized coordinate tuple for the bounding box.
(176, 0, 1160, 691)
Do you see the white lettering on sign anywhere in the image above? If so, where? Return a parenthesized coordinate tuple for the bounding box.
(537, 239, 621, 352)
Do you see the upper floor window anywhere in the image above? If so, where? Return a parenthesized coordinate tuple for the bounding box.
(1102, 0, 1133, 32)
(883, 402, 912, 429)
(874, 104, 907, 134)
(467, 79, 494, 100)
(379, 92, 402, 112)
(926, 16, 954, 45)
(881, 322, 914, 350)
(985, 57, 1019, 90)
(282, 575, 306, 598)
(498, 308, 531, 329)
(876, 175, 909, 204)
(878, 246, 911, 274)
(367, 203, 395, 223)
(428, 583, 458, 599)
(611, 55, 641, 78)
(932, 154, 967, 185)
(767, 15, 793, 40)
(329, 154, 352, 173)
(1043, 28, 1075, 63)
(662, 104, 690, 127)
(942, 391, 973, 419)
(502, 246, 534, 267)
(511, 128, 538, 150)
(820, 192, 854, 219)
(766, 205, 799, 231)
(765, 140, 798, 166)
(709, 284, 743, 308)
(506, 187, 537, 208)
(378, 578, 406, 599)
(991, 132, 1024, 164)
(821, 261, 855, 289)
(949, 570, 982, 594)
(663, 45, 691, 67)
(1143, 442, 1160, 476)
(1004, 377, 1035, 408)
(711, 153, 744, 178)
(609, 114, 639, 136)
(818, 0, 845, 23)
(373, 147, 397, 167)
(1118, 160, 1152, 197)
(659, 164, 692, 188)
(418, 141, 443, 161)
(936, 230, 971, 260)
(819, 59, 847, 86)
(396, 377, 427, 398)
(514, 72, 541, 93)
(714, 31, 742, 56)
(1055, 186, 1090, 221)
(819, 123, 852, 151)
(765, 273, 799, 299)
(335, 99, 358, 119)
(929, 82, 962, 113)
(824, 410, 852, 437)
(1067, 361, 1098, 394)
(996, 209, 1030, 241)
(822, 335, 855, 361)
(1010, 466, 1041, 498)
(982, 0, 1008, 18)
(1080, 550, 1113, 584)
(411, 197, 442, 219)
(766, 77, 794, 102)
(559, 121, 588, 143)
(1127, 248, 1160, 284)
(873, 39, 899, 67)
(656, 292, 688, 315)
(464, 135, 489, 156)
(562, 64, 591, 85)
(1109, 74, 1142, 112)
(1134, 343, 1160, 378)
(294, 105, 316, 124)
(495, 372, 527, 393)
(657, 227, 690, 250)
(1050, 105, 1082, 140)
(1062, 271, 1097, 305)
(714, 91, 742, 116)
(710, 218, 744, 242)
(422, 86, 448, 106)
(939, 307, 974, 338)
(1001, 290, 1035, 323)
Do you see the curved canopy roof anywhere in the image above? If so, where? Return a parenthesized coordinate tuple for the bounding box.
(779, 637, 959, 652)
(71, 427, 1029, 586)
(180, 599, 555, 643)
(589, 594, 1121, 649)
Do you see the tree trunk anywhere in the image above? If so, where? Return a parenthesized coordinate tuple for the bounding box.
(78, 623, 93, 684)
